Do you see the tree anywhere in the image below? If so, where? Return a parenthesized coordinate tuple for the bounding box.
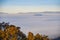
(0, 22, 50, 40)
(0, 22, 9, 30)
(34, 33, 42, 40)
(0, 22, 26, 40)
(0, 30, 5, 40)
(42, 35, 49, 40)
(17, 30, 26, 40)
(27, 32, 35, 40)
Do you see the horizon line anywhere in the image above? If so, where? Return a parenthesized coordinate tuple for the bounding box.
(0, 11, 60, 14)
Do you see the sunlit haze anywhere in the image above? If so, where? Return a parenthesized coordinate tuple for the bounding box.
(0, 0, 60, 14)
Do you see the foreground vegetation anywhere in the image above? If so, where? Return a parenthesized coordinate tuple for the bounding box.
(0, 22, 49, 40)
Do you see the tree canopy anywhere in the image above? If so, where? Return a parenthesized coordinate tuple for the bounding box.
(0, 22, 49, 40)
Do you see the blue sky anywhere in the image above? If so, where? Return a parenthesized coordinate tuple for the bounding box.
(0, 0, 60, 13)
(1, 0, 60, 6)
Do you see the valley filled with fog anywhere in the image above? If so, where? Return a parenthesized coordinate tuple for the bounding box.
(0, 12, 60, 38)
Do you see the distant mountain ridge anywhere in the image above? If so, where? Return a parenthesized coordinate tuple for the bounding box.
(18, 11, 60, 14)
(42, 11, 60, 13)
(0, 11, 60, 14)
(0, 12, 8, 14)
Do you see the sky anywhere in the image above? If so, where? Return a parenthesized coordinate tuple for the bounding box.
(0, 0, 60, 14)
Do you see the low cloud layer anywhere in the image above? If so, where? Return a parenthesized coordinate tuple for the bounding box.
(0, 12, 60, 38)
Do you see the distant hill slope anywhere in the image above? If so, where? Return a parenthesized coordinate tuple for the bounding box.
(0, 11, 60, 14)
(18, 11, 60, 13)
(0, 12, 8, 14)
(53, 37, 60, 40)
(42, 11, 60, 13)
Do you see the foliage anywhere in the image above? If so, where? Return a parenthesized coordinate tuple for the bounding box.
(34, 33, 43, 40)
(0, 22, 50, 40)
(27, 32, 35, 40)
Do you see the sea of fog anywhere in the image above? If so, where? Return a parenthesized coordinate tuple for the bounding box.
(0, 13, 60, 38)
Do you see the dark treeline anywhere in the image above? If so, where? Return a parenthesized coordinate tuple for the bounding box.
(0, 22, 50, 40)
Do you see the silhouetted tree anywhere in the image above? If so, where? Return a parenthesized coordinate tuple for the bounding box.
(0, 22, 9, 31)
